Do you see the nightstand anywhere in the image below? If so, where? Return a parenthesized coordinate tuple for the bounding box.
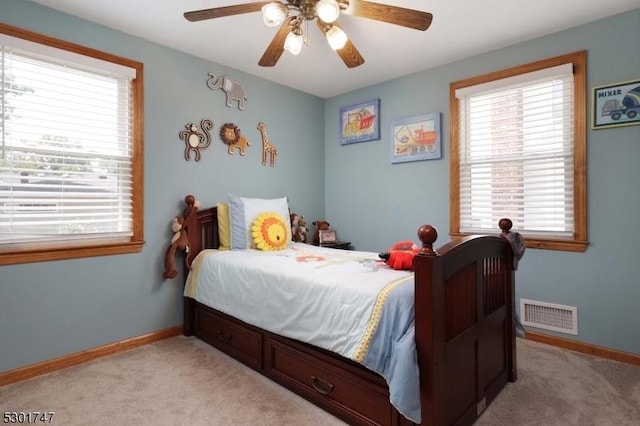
(313, 241, 352, 250)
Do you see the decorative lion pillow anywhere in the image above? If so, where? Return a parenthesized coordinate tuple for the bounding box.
(251, 212, 290, 251)
(228, 194, 291, 250)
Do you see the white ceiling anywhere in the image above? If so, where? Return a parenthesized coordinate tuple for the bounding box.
(29, 0, 639, 98)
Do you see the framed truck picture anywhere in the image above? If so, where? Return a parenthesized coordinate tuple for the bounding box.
(390, 112, 441, 163)
(592, 79, 640, 129)
(339, 99, 380, 145)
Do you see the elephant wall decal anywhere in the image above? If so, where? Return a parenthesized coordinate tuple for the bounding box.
(207, 73, 247, 110)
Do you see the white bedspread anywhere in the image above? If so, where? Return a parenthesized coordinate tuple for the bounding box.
(185, 243, 410, 356)
(184, 242, 420, 422)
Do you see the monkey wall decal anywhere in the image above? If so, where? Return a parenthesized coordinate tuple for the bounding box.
(179, 119, 213, 161)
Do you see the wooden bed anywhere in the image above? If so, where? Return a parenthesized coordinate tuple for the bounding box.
(179, 196, 518, 426)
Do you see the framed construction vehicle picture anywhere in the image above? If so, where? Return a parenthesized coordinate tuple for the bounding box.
(592, 79, 640, 129)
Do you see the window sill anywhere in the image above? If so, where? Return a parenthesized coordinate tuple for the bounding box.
(0, 239, 145, 266)
(524, 238, 587, 252)
(450, 232, 587, 252)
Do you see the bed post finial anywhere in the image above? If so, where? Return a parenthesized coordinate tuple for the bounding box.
(417, 224, 438, 256)
(184, 194, 195, 209)
(499, 217, 513, 235)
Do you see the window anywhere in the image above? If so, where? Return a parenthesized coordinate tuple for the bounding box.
(0, 23, 144, 265)
(450, 51, 587, 252)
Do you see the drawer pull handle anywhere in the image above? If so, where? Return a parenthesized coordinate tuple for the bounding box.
(217, 330, 233, 344)
(311, 376, 334, 395)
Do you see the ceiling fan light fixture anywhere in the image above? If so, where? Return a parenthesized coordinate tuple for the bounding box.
(315, 0, 341, 24)
(284, 31, 304, 55)
(262, 2, 288, 27)
(325, 25, 348, 50)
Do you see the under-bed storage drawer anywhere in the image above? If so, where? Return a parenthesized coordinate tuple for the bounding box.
(264, 337, 394, 426)
(194, 307, 262, 370)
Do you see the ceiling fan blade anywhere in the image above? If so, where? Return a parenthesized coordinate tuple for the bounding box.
(336, 38, 365, 68)
(259, 17, 295, 67)
(184, 2, 271, 22)
(342, 0, 433, 31)
(316, 21, 365, 68)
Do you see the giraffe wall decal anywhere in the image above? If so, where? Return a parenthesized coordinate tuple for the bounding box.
(257, 122, 277, 167)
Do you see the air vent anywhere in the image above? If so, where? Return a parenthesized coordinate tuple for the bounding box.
(520, 299, 578, 335)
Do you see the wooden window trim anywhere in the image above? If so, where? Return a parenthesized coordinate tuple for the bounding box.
(449, 51, 587, 252)
(0, 23, 144, 266)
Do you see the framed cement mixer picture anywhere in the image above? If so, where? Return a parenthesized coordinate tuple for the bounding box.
(592, 78, 640, 129)
(339, 99, 380, 145)
(389, 112, 441, 164)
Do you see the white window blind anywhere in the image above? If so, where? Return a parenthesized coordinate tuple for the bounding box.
(456, 64, 575, 238)
(0, 35, 135, 246)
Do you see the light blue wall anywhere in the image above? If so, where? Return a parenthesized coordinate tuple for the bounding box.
(324, 10, 640, 355)
(0, 0, 324, 372)
(1, 1, 638, 374)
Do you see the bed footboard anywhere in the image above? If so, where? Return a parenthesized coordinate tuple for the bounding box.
(414, 221, 516, 425)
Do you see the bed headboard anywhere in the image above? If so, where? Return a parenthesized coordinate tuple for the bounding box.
(182, 197, 219, 274)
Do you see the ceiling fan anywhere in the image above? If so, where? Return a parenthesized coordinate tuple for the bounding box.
(184, 1, 433, 68)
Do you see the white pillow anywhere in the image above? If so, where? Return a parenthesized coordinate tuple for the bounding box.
(228, 194, 291, 250)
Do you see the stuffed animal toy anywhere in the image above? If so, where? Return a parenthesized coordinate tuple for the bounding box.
(296, 217, 308, 243)
(312, 220, 330, 244)
(163, 195, 200, 279)
(290, 213, 308, 243)
(379, 240, 419, 271)
(290, 213, 301, 239)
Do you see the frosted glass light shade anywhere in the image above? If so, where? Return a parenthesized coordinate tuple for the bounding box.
(315, 0, 340, 23)
(262, 3, 287, 27)
(326, 25, 347, 50)
(284, 32, 303, 55)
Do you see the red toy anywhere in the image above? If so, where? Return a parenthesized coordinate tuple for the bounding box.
(379, 240, 419, 271)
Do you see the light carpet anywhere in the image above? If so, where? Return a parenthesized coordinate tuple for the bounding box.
(1, 336, 638, 425)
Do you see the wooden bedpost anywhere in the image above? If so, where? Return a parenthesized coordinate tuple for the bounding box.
(182, 194, 198, 271)
(414, 224, 444, 426)
(499, 218, 518, 382)
(183, 298, 195, 336)
(182, 194, 197, 336)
